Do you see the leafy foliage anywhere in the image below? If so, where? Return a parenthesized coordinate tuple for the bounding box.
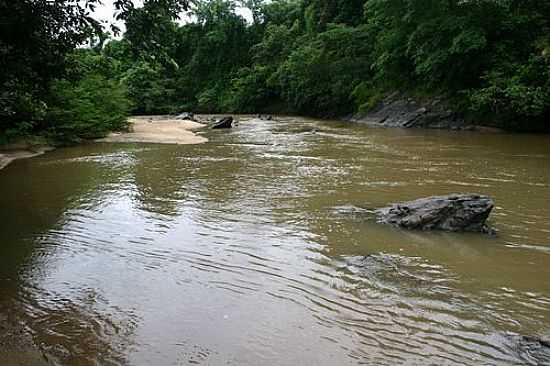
(469, 55, 550, 129)
(122, 62, 177, 114)
(47, 75, 130, 144)
(0, 0, 187, 143)
(273, 25, 372, 115)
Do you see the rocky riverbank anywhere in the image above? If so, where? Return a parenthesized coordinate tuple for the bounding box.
(346, 92, 502, 132)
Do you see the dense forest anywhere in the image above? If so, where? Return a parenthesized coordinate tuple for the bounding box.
(1, 0, 549, 144)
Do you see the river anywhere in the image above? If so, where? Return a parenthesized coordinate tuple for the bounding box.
(1, 116, 549, 365)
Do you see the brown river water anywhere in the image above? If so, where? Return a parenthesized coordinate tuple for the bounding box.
(1, 116, 550, 365)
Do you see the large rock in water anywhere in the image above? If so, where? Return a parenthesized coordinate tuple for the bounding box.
(211, 116, 233, 129)
(375, 194, 494, 233)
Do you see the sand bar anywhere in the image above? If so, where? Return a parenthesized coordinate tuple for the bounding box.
(99, 116, 208, 145)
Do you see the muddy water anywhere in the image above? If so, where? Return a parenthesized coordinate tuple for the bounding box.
(1, 116, 550, 365)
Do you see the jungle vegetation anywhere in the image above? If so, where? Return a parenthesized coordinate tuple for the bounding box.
(1, 0, 549, 144)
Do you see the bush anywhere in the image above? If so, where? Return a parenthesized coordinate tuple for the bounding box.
(352, 81, 384, 114)
(47, 75, 130, 144)
(469, 56, 550, 130)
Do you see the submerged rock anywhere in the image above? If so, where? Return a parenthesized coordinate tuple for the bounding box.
(332, 205, 372, 218)
(521, 335, 550, 348)
(506, 333, 550, 365)
(375, 194, 494, 233)
(211, 116, 233, 129)
(342, 254, 453, 292)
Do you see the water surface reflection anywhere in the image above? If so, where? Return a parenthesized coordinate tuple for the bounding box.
(1, 116, 550, 365)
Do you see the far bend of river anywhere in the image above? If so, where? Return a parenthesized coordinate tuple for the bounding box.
(1, 116, 550, 365)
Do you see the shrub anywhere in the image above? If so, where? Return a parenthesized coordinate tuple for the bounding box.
(352, 81, 384, 114)
(47, 75, 130, 144)
(469, 56, 550, 130)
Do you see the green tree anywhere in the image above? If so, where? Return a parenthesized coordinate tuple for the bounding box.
(0, 0, 188, 142)
(122, 62, 176, 114)
(274, 24, 372, 115)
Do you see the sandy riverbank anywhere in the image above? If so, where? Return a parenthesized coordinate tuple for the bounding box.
(0, 116, 208, 171)
(99, 116, 208, 145)
(0, 145, 54, 171)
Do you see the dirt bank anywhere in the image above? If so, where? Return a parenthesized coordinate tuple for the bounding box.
(99, 116, 208, 144)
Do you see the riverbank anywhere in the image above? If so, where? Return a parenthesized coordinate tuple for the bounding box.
(0, 143, 54, 171)
(98, 116, 208, 145)
(0, 109, 508, 173)
(0, 117, 208, 171)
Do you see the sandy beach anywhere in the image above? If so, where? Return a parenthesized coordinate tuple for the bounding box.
(99, 116, 208, 145)
(0, 117, 208, 171)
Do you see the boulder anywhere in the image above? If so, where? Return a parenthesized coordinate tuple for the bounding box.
(375, 194, 494, 233)
(211, 116, 233, 129)
(175, 112, 196, 121)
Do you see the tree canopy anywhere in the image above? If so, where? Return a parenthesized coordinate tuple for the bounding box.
(1, 0, 549, 142)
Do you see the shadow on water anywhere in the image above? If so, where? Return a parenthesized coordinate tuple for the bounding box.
(0, 116, 549, 365)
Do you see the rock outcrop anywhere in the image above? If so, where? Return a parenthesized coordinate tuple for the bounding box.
(349, 93, 476, 130)
(375, 194, 494, 233)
